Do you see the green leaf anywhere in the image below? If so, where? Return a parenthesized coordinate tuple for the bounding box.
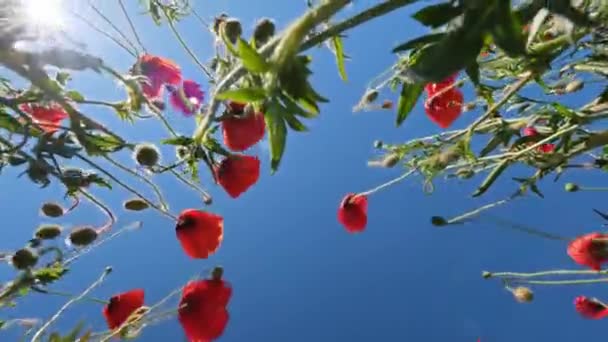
(551, 103, 576, 118)
(465, 60, 480, 86)
(33, 264, 68, 285)
(78, 133, 125, 156)
(281, 95, 318, 118)
(490, 3, 526, 57)
(412, 3, 463, 28)
(265, 101, 287, 174)
(283, 111, 308, 132)
(392, 33, 445, 53)
(65, 90, 85, 102)
(396, 82, 424, 126)
(331, 35, 348, 81)
(472, 160, 510, 197)
(237, 38, 271, 73)
(56, 72, 71, 85)
(216, 87, 267, 103)
(162, 136, 194, 146)
(0, 110, 24, 134)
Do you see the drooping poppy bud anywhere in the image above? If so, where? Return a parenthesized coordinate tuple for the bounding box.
(575, 296, 608, 319)
(221, 102, 266, 152)
(215, 155, 260, 199)
(40, 202, 64, 218)
(123, 198, 150, 211)
(103, 289, 145, 330)
(178, 279, 232, 342)
(337, 194, 368, 233)
(512, 286, 534, 303)
(567, 232, 608, 270)
(211, 266, 224, 281)
(424, 88, 464, 129)
(135, 54, 182, 98)
(169, 80, 205, 116)
(431, 216, 448, 227)
(175, 209, 224, 259)
(35, 224, 62, 240)
(253, 18, 275, 47)
(69, 226, 98, 247)
(133, 143, 161, 167)
(11, 248, 38, 270)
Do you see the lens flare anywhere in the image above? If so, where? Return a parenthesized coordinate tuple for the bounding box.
(21, 0, 64, 30)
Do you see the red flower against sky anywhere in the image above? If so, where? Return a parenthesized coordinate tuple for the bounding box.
(103, 289, 145, 330)
(137, 54, 182, 98)
(522, 126, 555, 153)
(575, 296, 608, 319)
(424, 88, 464, 129)
(424, 73, 458, 95)
(178, 279, 232, 342)
(170, 80, 205, 115)
(567, 232, 608, 270)
(19, 103, 68, 133)
(216, 155, 260, 199)
(176, 209, 224, 259)
(221, 101, 266, 152)
(338, 193, 368, 233)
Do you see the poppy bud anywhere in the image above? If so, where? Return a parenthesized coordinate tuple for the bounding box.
(40, 202, 64, 218)
(564, 79, 584, 93)
(212, 13, 229, 36)
(61, 168, 87, 188)
(11, 248, 38, 270)
(565, 183, 579, 192)
(512, 286, 534, 303)
(221, 18, 242, 44)
(211, 266, 224, 281)
(151, 100, 166, 111)
(69, 226, 98, 247)
(431, 216, 447, 227)
(363, 90, 379, 104)
(381, 154, 400, 168)
(176, 146, 189, 160)
(253, 18, 275, 47)
(35, 224, 62, 240)
(373, 140, 383, 149)
(133, 143, 161, 167)
(482, 271, 492, 279)
(123, 198, 150, 211)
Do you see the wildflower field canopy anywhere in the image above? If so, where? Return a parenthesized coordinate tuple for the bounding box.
(0, 0, 605, 341)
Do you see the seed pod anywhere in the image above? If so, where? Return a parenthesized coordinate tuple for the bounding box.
(381, 154, 400, 168)
(11, 248, 38, 270)
(564, 79, 584, 93)
(211, 266, 224, 281)
(512, 286, 534, 303)
(253, 18, 275, 47)
(35, 224, 63, 240)
(221, 18, 242, 44)
(123, 198, 150, 211)
(431, 216, 448, 227)
(40, 202, 64, 218)
(133, 143, 161, 167)
(69, 227, 98, 247)
(564, 183, 579, 192)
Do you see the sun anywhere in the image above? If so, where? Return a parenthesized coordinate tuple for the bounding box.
(21, 0, 64, 30)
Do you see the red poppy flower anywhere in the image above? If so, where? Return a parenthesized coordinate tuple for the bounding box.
(215, 155, 260, 199)
(424, 88, 464, 129)
(176, 209, 224, 259)
(137, 54, 182, 98)
(178, 279, 232, 342)
(170, 80, 205, 116)
(575, 296, 608, 319)
(567, 232, 608, 271)
(522, 126, 555, 153)
(424, 73, 458, 95)
(221, 102, 266, 152)
(337, 193, 368, 233)
(103, 289, 145, 330)
(19, 103, 68, 133)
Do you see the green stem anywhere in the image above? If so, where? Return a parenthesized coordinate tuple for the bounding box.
(443, 198, 511, 225)
(118, 0, 147, 53)
(579, 186, 608, 191)
(64, 222, 142, 265)
(358, 169, 416, 196)
(88, 2, 140, 55)
(31, 287, 108, 305)
(70, 8, 137, 58)
(517, 278, 608, 285)
(486, 269, 608, 279)
(79, 190, 116, 234)
(169, 169, 212, 204)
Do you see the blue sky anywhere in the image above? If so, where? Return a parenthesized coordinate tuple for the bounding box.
(1, 0, 608, 341)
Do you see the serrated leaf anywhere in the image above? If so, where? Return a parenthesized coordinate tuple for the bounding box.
(162, 136, 193, 146)
(237, 38, 270, 73)
(216, 88, 267, 103)
(396, 82, 424, 126)
(392, 33, 445, 53)
(265, 101, 287, 174)
(331, 35, 348, 81)
(65, 90, 84, 102)
(412, 3, 462, 28)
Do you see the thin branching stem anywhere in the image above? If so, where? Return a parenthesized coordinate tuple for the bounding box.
(117, 0, 147, 53)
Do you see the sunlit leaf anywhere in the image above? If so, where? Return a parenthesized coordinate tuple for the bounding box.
(265, 101, 287, 174)
(162, 136, 193, 146)
(237, 38, 271, 73)
(65, 90, 85, 102)
(216, 88, 267, 102)
(396, 82, 424, 126)
(330, 35, 348, 81)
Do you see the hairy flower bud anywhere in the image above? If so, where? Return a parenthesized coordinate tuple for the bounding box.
(211, 266, 224, 281)
(40, 202, 64, 218)
(69, 227, 98, 247)
(431, 216, 447, 227)
(133, 143, 161, 167)
(253, 18, 275, 47)
(176, 146, 189, 160)
(12, 248, 38, 270)
(123, 198, 150, 211)
(381, 154, 400, 168)
(373, 140, 383, 149)
(565, 183, 579, 192)
(512, 286, 534, 303)
(35, 224, 63, 240)
(221, 18, 242, 44)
